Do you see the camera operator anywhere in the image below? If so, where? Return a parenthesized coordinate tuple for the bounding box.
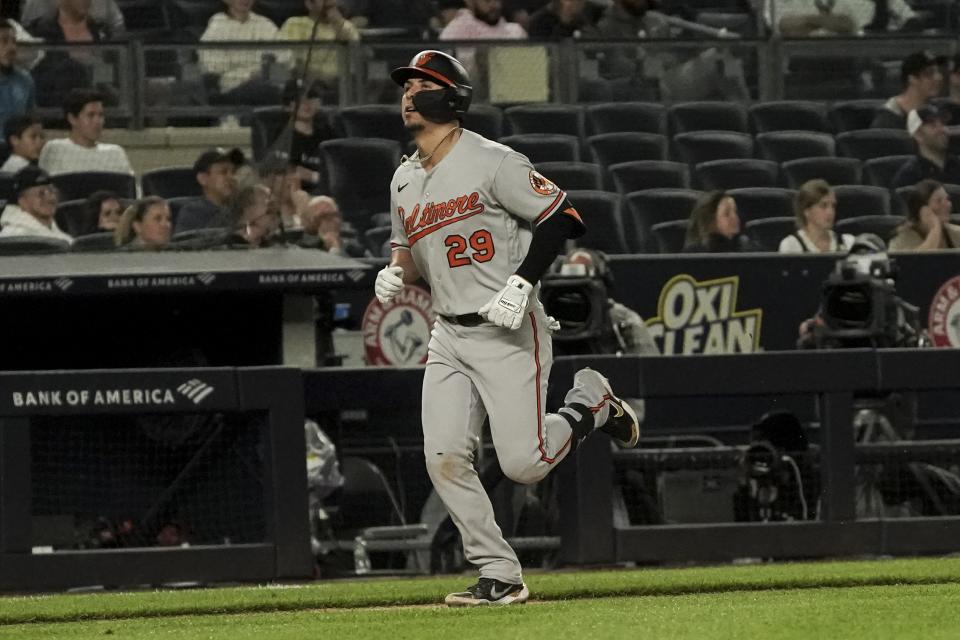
(541, 248, 658, 357)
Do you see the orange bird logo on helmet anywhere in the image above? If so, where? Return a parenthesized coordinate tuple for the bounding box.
(416, 52, 437, 67)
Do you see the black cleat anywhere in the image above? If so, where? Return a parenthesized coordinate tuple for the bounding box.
(444, 577, 530, 607)
(597, 373, 640, 448)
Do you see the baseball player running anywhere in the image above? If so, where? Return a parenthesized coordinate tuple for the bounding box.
(375, 50, 639, 607)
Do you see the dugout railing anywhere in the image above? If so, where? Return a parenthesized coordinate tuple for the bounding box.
(554, 349, 960, 564)
(0, 367, 312, 591)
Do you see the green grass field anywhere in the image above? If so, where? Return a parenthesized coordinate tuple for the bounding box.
(2, 556, 959, 639)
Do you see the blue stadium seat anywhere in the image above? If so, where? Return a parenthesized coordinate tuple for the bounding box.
(863, 155, 913, 188)
(320, 138, 403, 227)
(749, 101, 831, 133)
(51, 172, 136, 203)
(534, 162, 604, 191)
(756, 131, 836, 163)
(727, 187, 796, 223)
(650, 219, 690, 254)
(141, 166, 202, 199)
(71, 232, 117, 253)
(781, 157, 862, 188)
(837, 130, 916, 161)
(668, 101, 749, 134)
(744, 217, 796, 252)
(463, 105, 504, 140)
(340, 105, 410, 144)
(833, 185, 891, 219)
(828, 100, 882, 133)
(566, 190, 629, 254)
(624, 188, 703, 252)
(835, 215, 904, 244)
(585, 102, 666, 135)
(499, 134, 580, 163)
(504, 104, 584, 138)
(694, 159, 780, 190)
(587, 132, 668, 167)
(673, 131, 754, 165)
(609, 160, 690, 194)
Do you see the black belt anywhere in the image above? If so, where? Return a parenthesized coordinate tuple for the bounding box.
(440, 312, 485, 327)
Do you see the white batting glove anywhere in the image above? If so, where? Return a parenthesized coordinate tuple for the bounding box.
(375, 266, 405, 304)
(479, 275, 533, 330)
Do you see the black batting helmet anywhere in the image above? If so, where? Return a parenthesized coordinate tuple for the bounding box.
(391, 50, 472, 120)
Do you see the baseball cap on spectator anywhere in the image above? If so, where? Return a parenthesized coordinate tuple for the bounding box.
(194, 147, 245, 174)
(14, 165, 53, 196)
(907, 104, 949, 135)
(901, 50, 947, 83)
(282, 78, 320, 105)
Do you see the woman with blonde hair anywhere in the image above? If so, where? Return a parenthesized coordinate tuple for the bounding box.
(114, 196, 172, 250)
(890, 179, 960, 251)
(682, 190, 758, 252)
(779, 179, 853, 253)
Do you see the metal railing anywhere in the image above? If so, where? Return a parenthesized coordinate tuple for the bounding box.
(18, 34, 960, 129)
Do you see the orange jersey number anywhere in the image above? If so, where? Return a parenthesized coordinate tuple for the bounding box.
(445, 230, 495, 268)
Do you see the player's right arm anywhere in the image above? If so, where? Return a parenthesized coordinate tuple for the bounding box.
(390, 247, 421, 284)
(376, 192, 422, 303)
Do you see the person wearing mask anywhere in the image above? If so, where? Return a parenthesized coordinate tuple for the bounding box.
(114, 196, 172, 250)
(1, 114, 43, 173)
(871, 50, 943, 130)
(779, 179, 854, 253)
(682, 190, 759, 253)
(889, 179, 960, 251)
(0, 165, 71, 241)
(892, 105, 960, 188)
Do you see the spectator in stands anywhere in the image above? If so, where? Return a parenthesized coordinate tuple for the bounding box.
(430, 0, 466, 35)
(527, 0, 599, 38)
(0, 165, 70, 241)
(38, 88, 132, 176)
(889, 179, 960, 251)
(1, 114, 43, 173)
(682, 190, 759, 252)
(261, 160, 309, 230)
(766, 0, 915, 36)
(278, 0, 360, 103)
(85, 189, 122, 232)
(0, 20, 35, 133)
(596, 0, 749, 101)
(272, 78, 332, 189)
(892, 105, 960, 189)
(871, 50, 943, 130)
(779, 179, 853, 253)
(224, 183, 280, 248)
(1, 0, 42, 69)
(440, 0, 527, 39)
(199, 0, 283, 105)
(21, 0, 125, 36)
(298, 194, 366, 255)
(503, 0, 545, 31)
(174, 148, 240, 234)
(114, 196, 172, 250)
(27, 0, 118, 105)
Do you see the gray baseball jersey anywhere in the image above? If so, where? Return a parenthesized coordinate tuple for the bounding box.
(388, 129, 610, 586)
(390, 129, 583, 316)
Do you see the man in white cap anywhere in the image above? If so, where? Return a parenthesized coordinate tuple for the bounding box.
(892, 104, 960, 188)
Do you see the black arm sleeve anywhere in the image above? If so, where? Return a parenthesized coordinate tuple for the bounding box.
(514, 203, 581, 285)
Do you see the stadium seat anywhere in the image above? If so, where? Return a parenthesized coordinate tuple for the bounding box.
(749, 101, 831, 133)
(0, 172, 14, 202)
(833, 185, 891, 219)
(828, 100, 882, 133)
(498, 134, 580, 163)
(624, 188, 703, 252)
(694, 159, 780, 190)
(165, 196, 195, 229)
(609, 160, 690, 194)
(171, 228, 229, 248)
(756, 131, 836, 163)
(71, 231, 117, 252)
(54, 199, 95, 237)
(566, 190, 629, 254)
(781, 157, 862, 188)
(369, 212, 392, 228)
(320, 138, 403, 226)
(141, 166, 202, 199)
(835, 215, 904, 244)
(535, 161, 604, 191)
(340, 105, 410, 144)
(585, 102, 666, 135)
(894, 184, 960, 215)
(862, 155, 913, 187)
(744, 217, 796, 252)
(504, 104, 584, 137)
(249, 106, 339, 162)
(727, 187, 795, 223)
(650, 219, 689, 254)
(836, 129, 916, 161)
(0, 235, 70, 255)
(587, 132, 668, 166)
(463, 104, 504, 140)
(51, 172, 136, 202)
(364, 225, 392, 258)
(667, 101, 749, 134)
(673, 131, 754, 165)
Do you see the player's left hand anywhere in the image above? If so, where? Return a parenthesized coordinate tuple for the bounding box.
(479, 275, 532, 330)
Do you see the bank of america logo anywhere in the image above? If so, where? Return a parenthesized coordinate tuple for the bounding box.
(347, 270, 365, 283)
(177, 379, 214, 404)
(54, 277, 73, 291)
(197, 273, 216, 285)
